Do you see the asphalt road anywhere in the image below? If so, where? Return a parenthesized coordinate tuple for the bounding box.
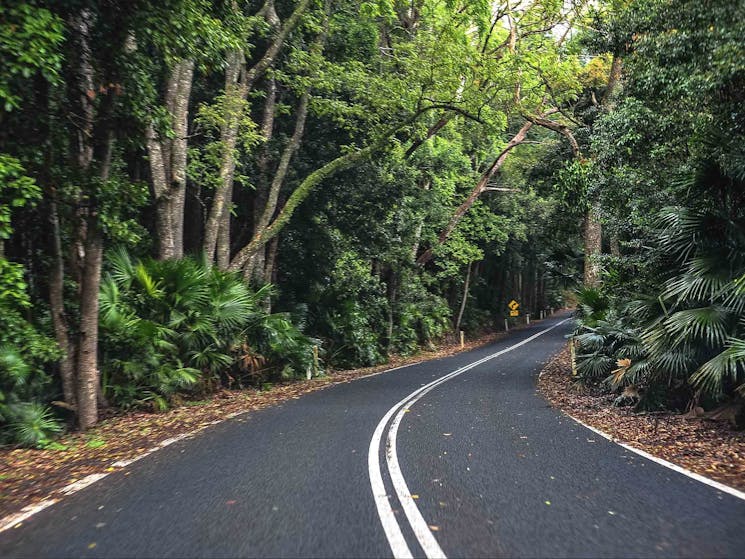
(2, 313, 745, 558)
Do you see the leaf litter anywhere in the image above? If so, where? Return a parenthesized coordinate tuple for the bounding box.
(538, 346, 745, 492)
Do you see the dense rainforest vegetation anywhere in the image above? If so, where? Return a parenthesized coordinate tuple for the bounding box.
(0, 0, 742, 445)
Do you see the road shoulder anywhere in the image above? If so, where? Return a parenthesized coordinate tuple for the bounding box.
(0, 324, 534, 529)
(538, 344, 745, 493)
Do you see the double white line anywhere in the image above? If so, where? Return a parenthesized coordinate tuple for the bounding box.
(367, 318, 570, 558)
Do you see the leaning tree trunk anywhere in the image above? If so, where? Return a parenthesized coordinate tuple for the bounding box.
(203, 0, 311, 263)
(416, 120, 533, 265)
(454, 262, 472, 333)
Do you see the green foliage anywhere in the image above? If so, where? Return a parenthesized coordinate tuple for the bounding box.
(391, 275, 451, 355)
(0, 1, 63, 111)
(574, 183, 745, 405)
(189, 94, 262, 191)
(574, 287, 610, 328)
(0, 154, 41, 241)
(0, 156, 62, 443)
(100, 251, 314, 409)
(315, 250, 387, 367)
(0, 346, 61, 447)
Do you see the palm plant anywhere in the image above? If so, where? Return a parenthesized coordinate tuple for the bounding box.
(576, 147, 745, 408)
(641, 204, 745, 400)
(100, 250, 259, 408)
(0, 346, 61, 446)
(100, 250, 316, 409)
(572, 159, 745, 408)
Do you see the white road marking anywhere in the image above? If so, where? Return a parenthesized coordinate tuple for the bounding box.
(566, 414, 745, 502)
(369, 318, 571, 558)
(0, 420, 224, 533)
(0, 499, 60, 533)
(368, 403, 415, 558)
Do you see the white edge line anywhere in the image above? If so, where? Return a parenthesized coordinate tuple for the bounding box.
(566, 413, 745, 502)
(0, 420, 223, 533)
(0, 499, 59, 533)
(371, 318, 571, 559)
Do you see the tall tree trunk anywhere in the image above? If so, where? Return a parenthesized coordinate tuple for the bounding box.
(170, 59, 194, 258)
(68, 7, 100, 429)
(583, 203, 602, 287)
(203, 0, 311, 262)
(410, 179, 430, 262)
(454, 262, 472, 333)
(148, 129, 174, 258)
(48, 193, 76, 407)
(260, 92, 309, 232)
(602, 55, 623, 108)
(245, 77, 278, 283)
(75, 223, 103, 429)
(216, 186, 233, 269)
(582, 54, 622, 286)
(67, 6, 120, 429)
(203, 50, 242, 261)
(385, 268, 397, 349)
(148, 59, 194, 260)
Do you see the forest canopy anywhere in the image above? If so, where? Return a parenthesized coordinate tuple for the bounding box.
(0, 0, 743, 443)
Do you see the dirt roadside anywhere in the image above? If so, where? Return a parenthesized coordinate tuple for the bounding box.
(537, 345, 745, 492)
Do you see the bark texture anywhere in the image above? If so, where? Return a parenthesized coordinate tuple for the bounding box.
(147, 59, 195, 260)
(583, 203, 603, 287)
(454, 261, 472, 333)
(75, 224, 103, 429)
(48, 193, 76, 408)
(65, 7, 121, 429)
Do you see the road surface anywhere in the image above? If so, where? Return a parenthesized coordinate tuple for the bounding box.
(2, 313, 744, 558)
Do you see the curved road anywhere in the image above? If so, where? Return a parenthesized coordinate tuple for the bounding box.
(2, 313, 744, 558)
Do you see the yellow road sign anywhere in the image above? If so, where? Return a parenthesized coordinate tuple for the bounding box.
(508, 300, 519, 311)
(509, 310, 519, 317)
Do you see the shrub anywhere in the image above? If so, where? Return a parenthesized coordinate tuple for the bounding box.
(100, 250, 315, 409)
(0, 346, 61, 446)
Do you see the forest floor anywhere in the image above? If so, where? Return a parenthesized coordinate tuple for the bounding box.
(0, 325, 524, 523)
(538, 345, 745, 492)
